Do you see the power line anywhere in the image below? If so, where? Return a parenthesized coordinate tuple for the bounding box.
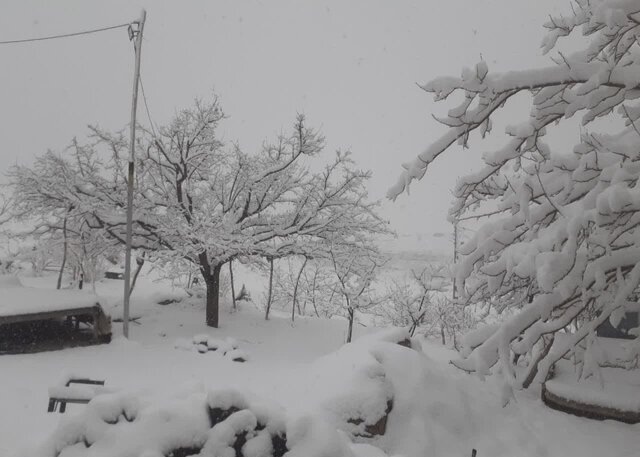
(0, 22, 130, 45)
(139, 73, 158, 139)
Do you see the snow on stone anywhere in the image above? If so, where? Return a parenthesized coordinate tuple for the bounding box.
(225, 348, 249, 362)
(182, 334, 246, 359)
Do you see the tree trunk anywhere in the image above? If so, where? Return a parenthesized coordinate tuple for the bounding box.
(292, 257, 308, 322)
(311, 299, 320, 317)
(441, 324, 446, 345)
(522, 335, 555, 389)
(410, 310, 426, 337)
(346, 308, 355, 343)
(265, 257, 274, 320)
(409, 321, 417, 337)
(311, 270, 320, 318)
(229, 261, 237, 310)
(56, 216, 69, 290)
(205, 263, 222, 328)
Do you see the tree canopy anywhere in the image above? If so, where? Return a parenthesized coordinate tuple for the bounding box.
(9, 97, 387, 327)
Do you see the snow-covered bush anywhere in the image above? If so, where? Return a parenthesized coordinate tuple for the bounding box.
(389, 0, 640, 389)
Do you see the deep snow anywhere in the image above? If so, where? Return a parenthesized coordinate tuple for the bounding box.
(0, 271, 638, 457)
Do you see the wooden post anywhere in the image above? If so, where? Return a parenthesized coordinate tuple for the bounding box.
(123, 9, 146, 339)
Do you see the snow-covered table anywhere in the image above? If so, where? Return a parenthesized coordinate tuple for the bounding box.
(0, 277, 111, 353)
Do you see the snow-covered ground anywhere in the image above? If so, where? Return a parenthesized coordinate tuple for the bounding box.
(0, 272, 638, 456)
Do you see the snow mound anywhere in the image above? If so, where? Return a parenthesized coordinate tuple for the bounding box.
(299, 329, 551, 456)
(300, 331, 408, 439)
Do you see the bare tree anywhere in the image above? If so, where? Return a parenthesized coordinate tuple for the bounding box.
(9, 98, 387, 328)
(377, 264, 474, 343)
(329, 243, 385, 343)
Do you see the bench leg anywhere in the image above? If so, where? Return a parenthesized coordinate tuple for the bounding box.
(59, 401, 67, 413)
(47, 398, 57, 413)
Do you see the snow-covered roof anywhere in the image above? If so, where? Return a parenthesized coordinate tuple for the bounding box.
(0, 276, 101, 318)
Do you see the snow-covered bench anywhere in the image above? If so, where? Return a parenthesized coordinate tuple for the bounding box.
(47, 377, 109, 413)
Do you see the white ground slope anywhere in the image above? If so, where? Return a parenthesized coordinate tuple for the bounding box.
(0, 274, 638, 457)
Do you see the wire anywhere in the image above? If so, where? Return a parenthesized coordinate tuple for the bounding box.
(139, 74, 158, 139)
(0, 22, 130, 45)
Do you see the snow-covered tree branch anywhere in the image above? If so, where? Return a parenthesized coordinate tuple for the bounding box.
(388, 0, 640, 388)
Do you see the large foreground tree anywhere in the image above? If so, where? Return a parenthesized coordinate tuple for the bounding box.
(389, 0, 640, 388)
(10, 98, 387, 328)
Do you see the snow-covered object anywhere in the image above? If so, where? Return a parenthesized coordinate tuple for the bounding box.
(225, 348, 250, 362)
(150, 290, 185, 306)
(545, 357, 640, 417)
(388, 0, 640, 388)
(0, 279, 102, 317)
(304, 342, 394, 439)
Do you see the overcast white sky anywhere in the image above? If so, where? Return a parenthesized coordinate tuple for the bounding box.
(0, 0, 567, 254)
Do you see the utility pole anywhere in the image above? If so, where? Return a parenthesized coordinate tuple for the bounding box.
(123, 9, 146, 338)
